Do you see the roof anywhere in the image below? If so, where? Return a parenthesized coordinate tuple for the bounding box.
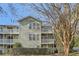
(18, 16, 42, 23)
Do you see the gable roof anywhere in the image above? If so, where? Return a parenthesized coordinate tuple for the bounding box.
(18, 16, 42, 23)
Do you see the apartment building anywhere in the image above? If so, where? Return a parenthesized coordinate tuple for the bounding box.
(18, 16, 55, 48)
(0, 16, 55, 53)
(0, 25, 19, 53)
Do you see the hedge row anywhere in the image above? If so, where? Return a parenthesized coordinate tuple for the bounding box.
(7, 48, 58, 55)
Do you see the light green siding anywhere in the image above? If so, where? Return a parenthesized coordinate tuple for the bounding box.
(19, 17, 41, 48)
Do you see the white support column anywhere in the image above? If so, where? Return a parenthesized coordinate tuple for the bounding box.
(10, 34, 11, 50)
(2, 34, 4, 54)
(13, 34, 14, 48)
(5, 26, 7, 54)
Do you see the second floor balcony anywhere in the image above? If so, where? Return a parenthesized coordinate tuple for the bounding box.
(0, 39, 15, 45)
(41, 39, 54, 44)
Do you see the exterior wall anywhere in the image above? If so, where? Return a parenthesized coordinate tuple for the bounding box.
(19, 18, 41, 48)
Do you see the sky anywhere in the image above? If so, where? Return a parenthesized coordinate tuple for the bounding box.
(0, 4, 44, 25)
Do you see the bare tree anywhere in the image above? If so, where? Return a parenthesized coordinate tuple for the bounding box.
(31, 3, 79, 55)
(0, 6, 7, 16)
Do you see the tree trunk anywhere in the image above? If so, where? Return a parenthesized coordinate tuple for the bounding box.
(64, 44, 69, 56)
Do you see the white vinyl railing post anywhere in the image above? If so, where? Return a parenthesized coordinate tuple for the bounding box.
(3, 34, 4, 54)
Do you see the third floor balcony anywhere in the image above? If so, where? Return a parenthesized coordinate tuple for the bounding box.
(41, 26, 54, 33)
(0, 29, 19, 34)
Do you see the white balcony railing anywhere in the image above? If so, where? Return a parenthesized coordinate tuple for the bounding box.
(0, 39, 14, 44)
(41, 26, 54, 33)
(41, 29, 52, 33)
(0, 29, 19, 34)
(41, 39, 54, 44)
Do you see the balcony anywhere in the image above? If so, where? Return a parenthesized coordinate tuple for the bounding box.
(41, 26, 54, 33)
(41, 29, 53, 33)
(41, 39, 54, 44)
(0, 29, 19, 34)
(0, 39, 14, 45)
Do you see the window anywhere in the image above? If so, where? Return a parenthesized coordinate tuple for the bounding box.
(37, 34, 39, 40)
(29, 23, 34, 29)
(29, 34, 32, 40)
(33, 23, 35, 29)
(29, 34, 40, 40)
(29, 34, 35, 40)
(36, 23, 40, 30)
(7, 45, 13, 48)
(0, 34, 3, 39)
(29, 23, 40, 30)
(29, 23, 32, 29)
(7, 35, 13, 39)
(33, 34, 35, 40)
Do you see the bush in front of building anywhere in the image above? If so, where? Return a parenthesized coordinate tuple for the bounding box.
(7, 48, 57, 55)
(13, 43, 22, 48)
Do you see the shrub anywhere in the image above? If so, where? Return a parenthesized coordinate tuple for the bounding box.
(7, 48, 57, 55)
